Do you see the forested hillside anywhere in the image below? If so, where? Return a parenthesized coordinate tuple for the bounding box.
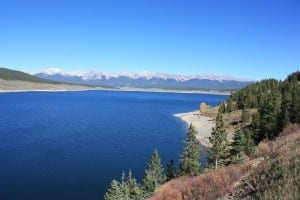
(221, 71, 300, 143)
(0, 68, 59, 84)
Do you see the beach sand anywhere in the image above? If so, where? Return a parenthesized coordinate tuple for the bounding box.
(174, 110, 215, 146)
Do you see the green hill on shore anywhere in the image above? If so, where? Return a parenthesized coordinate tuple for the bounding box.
(0, 67, 60, 84)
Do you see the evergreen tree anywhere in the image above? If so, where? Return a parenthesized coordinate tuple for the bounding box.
(165, 160, 176, 181)
(104, 171, 143, 200)
(104, 180, 122, 200)
(219, 102, 226, 114)
(241, 109, 250, 124)
(231, 127, 246, 163)
(142, 149, 166, 197)
(278, 89, 291, 132)
(126, 170, 143, 200)
(290, 75, 300, 123)
(243, 128, 255, 155)
(252, 112, 262, 144)
(282, 71, 300, 124)
(207, 113, 230, 170)
(259, 101, 279, 139)
(226, 98, 235, 112)
(179, 124, 201, 176)
(236, 91, 246, 109)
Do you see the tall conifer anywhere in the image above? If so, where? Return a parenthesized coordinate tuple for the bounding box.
(207, 113, 230, 170)
(142, 149, 165, 197)
(179, 124, 201, 176)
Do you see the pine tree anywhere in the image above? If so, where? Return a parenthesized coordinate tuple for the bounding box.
(290, 76, 300, 123)
(104, 171, 143, 200)
(252, 112, 262, 144)
(226, 98, 235, 112)
(165, 160, 176, 181)
(179, 124, 201, 176)
(278, 90, 291, 132)
(219, 102, 226, 114)
(243, 128, 255, 155)
(126, 170, 143, 200)
(104, 180, 122, 200)
(142, 149, 166, 197)
(207, 113, 230, 170)
(259, 101, 279, 139)
(241, 109, 250, 124)
(231, 127, 246, 163)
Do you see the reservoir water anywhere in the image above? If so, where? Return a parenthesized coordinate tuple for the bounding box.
(0, 90, 227, 199)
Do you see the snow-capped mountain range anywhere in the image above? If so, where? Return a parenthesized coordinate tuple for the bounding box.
(34, 68, 254, 91)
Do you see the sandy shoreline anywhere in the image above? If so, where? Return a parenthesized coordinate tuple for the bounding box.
(174, 110, 215, 146)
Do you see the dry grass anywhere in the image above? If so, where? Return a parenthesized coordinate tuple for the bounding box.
(150, 165, 243, 200)
(254, 140, 271, 158)
(230, 123, 300, 200)
(200, 104, 258, 132)
(200, 105, 219, 118)
(223, 109, 257, 132)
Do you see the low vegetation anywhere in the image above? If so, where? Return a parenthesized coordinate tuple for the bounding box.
(229, 123, 300, 199)
(150, 165, 243, 200)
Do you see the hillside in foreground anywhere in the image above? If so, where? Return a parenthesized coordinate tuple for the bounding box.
(150, 123, 300, 200)
(149, 71, 300, 200)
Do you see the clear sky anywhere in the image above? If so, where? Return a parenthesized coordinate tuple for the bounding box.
(0, 0, 299, 80)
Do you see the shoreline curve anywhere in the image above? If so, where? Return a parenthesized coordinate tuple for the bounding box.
(174, 110, 214, 146)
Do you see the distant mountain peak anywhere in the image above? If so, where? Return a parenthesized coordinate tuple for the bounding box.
(39, 68, 84, 77)
(35, 68, 253, 82)
(34, 68, 254, 91)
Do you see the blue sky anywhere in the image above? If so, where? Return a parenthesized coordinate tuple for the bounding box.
(0, 0, 299, 80)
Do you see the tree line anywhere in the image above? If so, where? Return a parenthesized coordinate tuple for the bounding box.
(221, 71, 300, 141)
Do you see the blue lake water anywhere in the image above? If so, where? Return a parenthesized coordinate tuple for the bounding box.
(0, 90, 227, 200)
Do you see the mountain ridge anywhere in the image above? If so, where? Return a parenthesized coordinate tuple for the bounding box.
(35, 68, 254, 91)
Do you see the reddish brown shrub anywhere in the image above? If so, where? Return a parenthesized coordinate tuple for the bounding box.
(150, 165, 242, 200)
(279, 123, 300, 137)
(254, 140, 271, 157)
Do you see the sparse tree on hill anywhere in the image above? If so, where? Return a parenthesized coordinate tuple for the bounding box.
(142, 149, 166, 197)
(231, 127, 246, 163)
(278, 90, 291, 132)
(290, 75, 300, 123)
(207, 113, 230, 170)
(104, 180, 122, 200)
(126, 171, 143, 199)
(243, 128, 255, 155)
(165, 159, 176, 181)
(179, 124, 201, 176)
(226, 98, 235, 112)
(241, 109, 250, 124)
(219, 102, 226, 114)
(104, 171, 143, 200)
(252, 112, 261, 144)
